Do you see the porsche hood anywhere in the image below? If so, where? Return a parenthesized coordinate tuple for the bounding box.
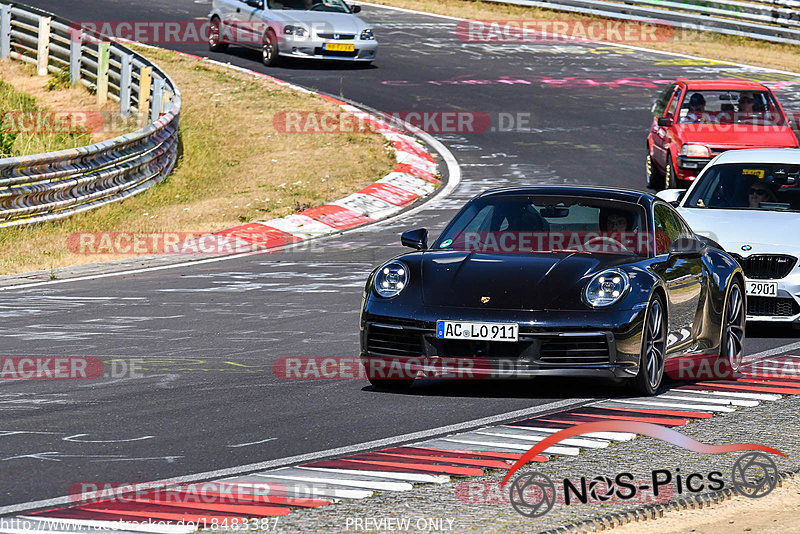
(419, 250, 628, 310)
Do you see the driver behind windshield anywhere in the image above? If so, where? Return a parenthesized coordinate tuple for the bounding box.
(749, 180, 778, 207)
(599, 208, 634, 232)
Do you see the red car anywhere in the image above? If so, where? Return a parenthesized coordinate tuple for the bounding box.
(646, 78, 799, 189)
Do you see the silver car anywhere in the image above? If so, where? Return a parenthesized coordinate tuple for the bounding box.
(658, 148, 800, 325)
(208, 0, 377, 66)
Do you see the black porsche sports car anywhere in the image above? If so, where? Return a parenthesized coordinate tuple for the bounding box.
(359, 186, 745, 395)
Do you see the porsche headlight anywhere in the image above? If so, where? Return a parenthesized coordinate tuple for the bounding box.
(584, 269, 630, 308)
(374, 261, 408, 298)
(284, 25, 308, 38)
(679, 144, 710, 158)
(360, 28, 375, 40)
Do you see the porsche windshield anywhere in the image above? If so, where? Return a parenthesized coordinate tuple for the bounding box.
(685, 163, 800, 212)
(268, 0, 351, 12)
(434, 196, 650, 255)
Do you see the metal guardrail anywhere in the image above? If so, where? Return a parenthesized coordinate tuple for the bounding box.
(486, 0, 800, 45)
(0, 2, 181, 227)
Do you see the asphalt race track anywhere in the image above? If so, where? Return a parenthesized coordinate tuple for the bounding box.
(3, 0, 800, 510)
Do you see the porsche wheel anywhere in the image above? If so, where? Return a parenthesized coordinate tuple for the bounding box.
(367, 377, 414, 391)
(208, 17, 228, 52)
(262, 30, 280, 67)
(631, 295, 667, 396)
(718, 278, 745, 378)
(646, 151, 663, 190)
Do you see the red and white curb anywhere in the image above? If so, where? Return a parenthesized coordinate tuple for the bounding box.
(5, 355, 798, 532)
(150, 53, 444, 253)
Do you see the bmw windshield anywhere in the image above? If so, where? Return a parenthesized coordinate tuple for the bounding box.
(268, 0, 352, 12)
(685, 163, 800, 212)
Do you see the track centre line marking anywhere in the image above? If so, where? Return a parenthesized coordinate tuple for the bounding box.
(0, 397, 588, 516)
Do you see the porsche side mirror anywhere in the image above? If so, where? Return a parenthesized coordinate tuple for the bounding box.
(245, 0, 262, 8)
(657, 116, 674, 127)
(401, 228, 428, 250)
(656, 189, 686, 206)
(669, 237, 705, 258)
(351, 4, 361, 13)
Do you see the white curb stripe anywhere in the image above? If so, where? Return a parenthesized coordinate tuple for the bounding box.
(250, 472, 412, 492)
(473, 429, 610, 449)
(599, 399, 736, 412)
(501, 426, 638, 442)
(437, 436, 580, 456)
(295, 466, 449, 484)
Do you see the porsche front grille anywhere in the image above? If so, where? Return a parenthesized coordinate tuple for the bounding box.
(538, 334, 611, 365)
(748, 296, 800, 317)
(732, 254, 797, 280)
(366, 324, 424, 357)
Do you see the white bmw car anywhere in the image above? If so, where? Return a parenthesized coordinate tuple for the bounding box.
(209, 0, 377, 66)
(658, 148, 800, 324)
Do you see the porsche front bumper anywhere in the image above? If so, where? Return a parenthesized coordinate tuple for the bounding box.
(359, 307, 648, 380)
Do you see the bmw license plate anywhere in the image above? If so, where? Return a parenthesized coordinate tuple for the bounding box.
(746, 280, 777, 297)
(436, 321, 518, 342)
(323, 43, 355, 52)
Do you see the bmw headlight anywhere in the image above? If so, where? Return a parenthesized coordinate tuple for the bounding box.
(679, 144, 710, 158)
(584, 269, 630, 308)
(284, 25, 308, 38)
(360, 28, 375, 40)
(374, 260, 408, 298)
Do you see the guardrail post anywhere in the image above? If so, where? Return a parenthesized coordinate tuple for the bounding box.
(37, 16, 51, 75)
(137, 66, 152, 127)
(69, 31, 82, 86)
(0, 4, 10, 60)
(96, 41, 110, 105)
(119, 53, 132, 118)
(151, 77, 164, 122)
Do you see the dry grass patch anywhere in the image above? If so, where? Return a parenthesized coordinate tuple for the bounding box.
(0, 60, 129, 157)
(0, 48, 395, 274)
(368, 0, 800, 73)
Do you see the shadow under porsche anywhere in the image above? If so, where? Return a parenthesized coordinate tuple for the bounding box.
(360, 186, 746, 396)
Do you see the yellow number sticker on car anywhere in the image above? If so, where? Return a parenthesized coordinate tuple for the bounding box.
(742, 169, 765, 179)
(323, 43, 355, 52)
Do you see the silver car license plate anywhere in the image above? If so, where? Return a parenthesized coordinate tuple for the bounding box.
(746, 280, 778, 297)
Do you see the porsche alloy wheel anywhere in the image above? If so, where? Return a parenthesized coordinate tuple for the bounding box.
(720, 279, 746, 377)
(208, 17, 228, 52)
(632, 296, 667, 395)
(262, 31, 280, 67)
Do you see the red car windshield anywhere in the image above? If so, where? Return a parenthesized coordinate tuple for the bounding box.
(677, 90, 787, 126)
